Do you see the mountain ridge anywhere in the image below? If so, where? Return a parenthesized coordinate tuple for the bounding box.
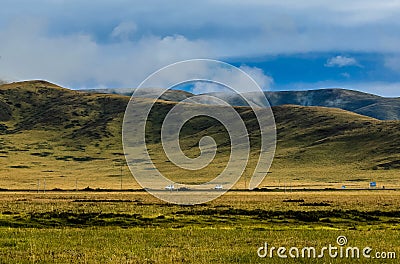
(81, 86, 400, 120)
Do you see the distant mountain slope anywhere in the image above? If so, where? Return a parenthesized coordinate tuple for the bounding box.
(83, 87, 400, 120)
(266, 89, 400, 120)
(82, 88, 194, 103)
(210, 89, 400, 120)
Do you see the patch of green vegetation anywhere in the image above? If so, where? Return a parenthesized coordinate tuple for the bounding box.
(30, 152, 53, 157)
(0, 192, 399, 263)
(8, 165, 30, 169)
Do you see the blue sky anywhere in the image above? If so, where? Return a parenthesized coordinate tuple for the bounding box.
(0, 0, 399, 96)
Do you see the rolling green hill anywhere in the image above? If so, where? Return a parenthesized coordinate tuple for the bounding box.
(0, 80, 399, 190)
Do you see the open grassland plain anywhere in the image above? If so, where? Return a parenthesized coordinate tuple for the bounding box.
(0, 191, 399, 263)
(1, 81, 400, 263)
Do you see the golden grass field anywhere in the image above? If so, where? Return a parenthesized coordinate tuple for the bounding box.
(0, 191, 399, 263)
(1, 81, 400, 263)
(1, 130, 399, 191)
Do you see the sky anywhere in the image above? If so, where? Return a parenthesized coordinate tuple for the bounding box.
(0, 0, 399, 96)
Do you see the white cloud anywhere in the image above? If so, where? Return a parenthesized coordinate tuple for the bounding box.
(136, 60, 273, 95)
(191, 82, 228, 94)
(350, 82, 400, 97)
(341, 72, 351, 78)
(0, 18, 273, 93)
(188, 66, 273, 94)
(384, 55, 400, 73)
(1, 1, 400, 57)
(0, 1, 399, 92)
(111, 21, 137, 41)
(239, 65, 273, 90)
(0, 19, 214, 88)
(325, 56, 360, 67)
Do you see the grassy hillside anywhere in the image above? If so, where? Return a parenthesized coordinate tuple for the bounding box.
(0, 81, 399, 190)
(0, 80, 130, 189)
(271, 105, 400, 188)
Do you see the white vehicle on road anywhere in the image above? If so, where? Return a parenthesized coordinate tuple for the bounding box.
(165, 184, 175, 191)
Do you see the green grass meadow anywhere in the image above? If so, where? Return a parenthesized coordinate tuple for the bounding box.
(1, 82, 400, 263)
(0, 191, 399, 263)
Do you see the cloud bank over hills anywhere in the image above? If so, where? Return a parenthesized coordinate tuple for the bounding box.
(0, 1, 399, 95)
